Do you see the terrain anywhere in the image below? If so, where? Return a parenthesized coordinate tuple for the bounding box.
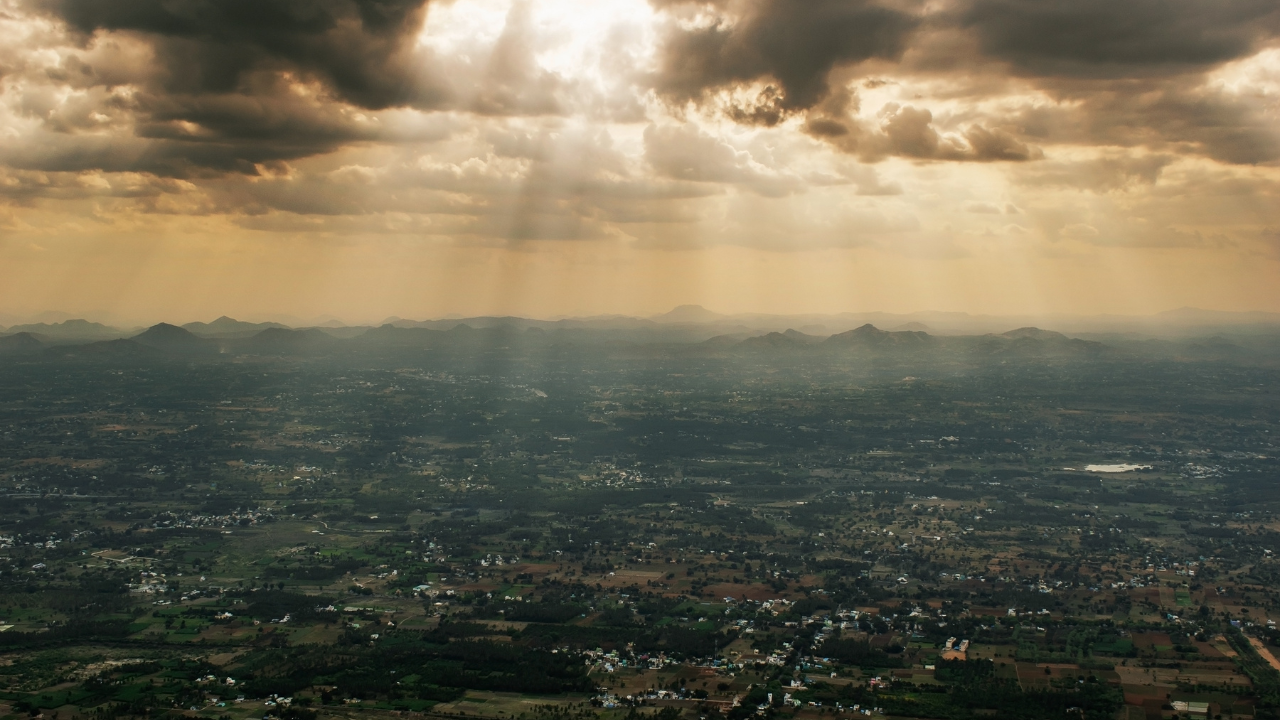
(0, 312, 1278, 720)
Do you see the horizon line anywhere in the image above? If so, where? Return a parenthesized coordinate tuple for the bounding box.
(4, 305, 1280, 332)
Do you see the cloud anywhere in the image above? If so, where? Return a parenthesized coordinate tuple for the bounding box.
(90, 120, 719, 243)
(1, 0, 1278, 276)
(0, 89, 459, 177)
(0, 165, 194, 202)
(804, 95, 1042, 163)
(32, 0, 442, 108)
(651, 0, 918, 118)
(643, 122, 802, 196)
(1011, 153, 1174, 191)
(963, 123, 1041, 161)
(466, 0, 577, 117)
(958, 0, 1280, 78)
(1003, 77, 1280, 165)
(923, 1, 1280, 166)
(8, 0, 592, 176)
(0, 0, 448, 175)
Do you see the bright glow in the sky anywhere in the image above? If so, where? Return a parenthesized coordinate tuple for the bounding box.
(423, 0, 659, 75)
(0, 0, 1277, 324)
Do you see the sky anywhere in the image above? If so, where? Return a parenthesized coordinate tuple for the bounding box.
(1, 0, 1279, 325)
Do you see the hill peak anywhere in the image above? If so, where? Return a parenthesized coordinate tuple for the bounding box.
(8, 318, 119, 338)
(782, 328, 821, 341)
(0, 332, 43, 354)
(655, 305, 726, 323)
(183, 317, 289, 337)
(138, 322, 188, 335)
(738, 331, 804, 350)
(826, 323, 931, 348)
(133, 323, 216, 353)
(1002, 327, 1067, 341)
(890, 322, 930, 332)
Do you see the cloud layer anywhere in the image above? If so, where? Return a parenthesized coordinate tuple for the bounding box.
(0, 0, 1278, 318)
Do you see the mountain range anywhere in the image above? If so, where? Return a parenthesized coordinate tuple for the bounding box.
(2, 306, 1279, 359)
(2, 316, 1274, 367)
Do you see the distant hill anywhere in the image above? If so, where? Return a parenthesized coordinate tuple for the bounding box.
(183, 316, 288, 338)
(825, 324, 933, 348)
(312, 326, 370, 339)
(1155, 307, 1280, 325)
(889, 322, 930, 332)
(737, 329, 824, 351)
(236, 328, 338, 355)
(977, 328, 1107, 357)
(5, 311, 75, 326)
(782, 328, 823, 344)
(133, 323, 218, 354)
(738, 331, 806, 350)
(703, 333, 751, 346)
(0, 332, 43, 355)
(655, 305, 726, 324)
(1002, 327, 1068, 341)
(5, 311, 1275, 366)
(8, 319, 122, 341)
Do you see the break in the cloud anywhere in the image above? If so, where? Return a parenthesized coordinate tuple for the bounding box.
(0, 0, 1278, 320)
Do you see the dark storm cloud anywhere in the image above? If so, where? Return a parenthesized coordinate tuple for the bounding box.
(1005, 79, 1280, 165)
(958, 0, 1280, 78)
(4, 132, 359, 178)
(16, 0, 597, 176)
(0, 87, 452, 178)
(6, 0, 459, 175)
(652, 0, 1280, 112)
(949, 0, 1280, 165)
(653, 0, 918, 116)
(650, 0, 1279, 166)
(34, 0, 439, 108)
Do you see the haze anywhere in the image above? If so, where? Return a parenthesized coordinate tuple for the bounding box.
(2, 0, 1279, 324)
